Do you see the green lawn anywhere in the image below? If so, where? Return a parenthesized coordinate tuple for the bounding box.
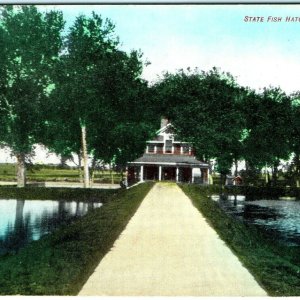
(180, 183, 300, 296)
(0, 182, 154, 295)
(0, 163, 122, 183)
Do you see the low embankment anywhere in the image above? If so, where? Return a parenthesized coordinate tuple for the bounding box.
(225, 185, 300, 200)
(0, 186, 117, 202)
(0, 182, 154, 295)
(180, 184, 300, 296)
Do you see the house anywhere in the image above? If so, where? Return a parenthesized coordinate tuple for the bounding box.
(233, 175, 243, 186)
(127, 118, 210, 185)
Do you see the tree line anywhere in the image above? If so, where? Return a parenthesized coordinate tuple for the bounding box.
(0, 6, 299, 188)
(152, 68, 300, 187)
(0, 6, 158, 187)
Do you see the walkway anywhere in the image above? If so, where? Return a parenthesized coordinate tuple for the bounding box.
(79, 182, 267, 296)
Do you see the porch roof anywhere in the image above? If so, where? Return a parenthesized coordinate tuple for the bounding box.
(128, 154, 209, 167)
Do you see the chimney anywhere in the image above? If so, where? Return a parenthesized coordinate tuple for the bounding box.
(160, 117, 169, 128)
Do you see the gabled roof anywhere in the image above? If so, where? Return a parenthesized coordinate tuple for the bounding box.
(156, 123, 174, 135)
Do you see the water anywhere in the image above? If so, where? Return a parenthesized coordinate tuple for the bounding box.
(0, 199, 102, 255)
(212, 194, 300, 246)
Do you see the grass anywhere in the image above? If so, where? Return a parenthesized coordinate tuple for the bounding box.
(0, 182, 154, 295)
(0, 163, 122, 183)
(180, 183, 300, 297)
(0, 186, 117, 201)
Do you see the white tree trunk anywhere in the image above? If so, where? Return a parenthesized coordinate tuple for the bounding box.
(111, 168, 114, 184)
(78, 152, 83, 183)
(16, 153, 26, 188)
(81, 125, 90, 188)
(265, 165, 269, 184)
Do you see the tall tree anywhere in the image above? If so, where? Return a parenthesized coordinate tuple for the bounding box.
(241, 87, 292, 185)
(153, 68, 245, 179)
(0, 23, 7, 144)
(286, 93, 300, 186)
(0, 6, 64, 187)
(45, 13, 156, 187)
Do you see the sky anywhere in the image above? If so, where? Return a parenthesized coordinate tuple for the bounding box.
(2, 4, 300, 164)
(37, 4, 300, 95)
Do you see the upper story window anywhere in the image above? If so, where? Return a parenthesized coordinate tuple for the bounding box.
(174, 144, 181, 154)
(165, 140, 173, 153)
(156, 145, 163, 154)
(148, 144, 155, 153)
(182, 144, 190, 154)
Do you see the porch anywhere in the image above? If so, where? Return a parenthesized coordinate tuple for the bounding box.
(127, 164, 209, 185)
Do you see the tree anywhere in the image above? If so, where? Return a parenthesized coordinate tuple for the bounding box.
(0, 6, 64, 187)
(0, 24, 7, 145)
(153, 68, 245, 182)
(286, 92, 300, 186)
(45, 13, 156, 187)
(241, 87, 292, 185)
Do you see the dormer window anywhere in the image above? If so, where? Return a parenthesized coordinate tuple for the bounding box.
(165, 140, 173, 153)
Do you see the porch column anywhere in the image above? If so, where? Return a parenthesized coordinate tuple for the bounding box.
(159, 166, 162, 181)
(207, 167, 210, 184)
(191, 167, 194, 183)
(140, 165, 144, 182)
(176, 167, 179, 182)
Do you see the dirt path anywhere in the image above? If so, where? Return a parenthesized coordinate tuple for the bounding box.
(79, 182, 267, 296)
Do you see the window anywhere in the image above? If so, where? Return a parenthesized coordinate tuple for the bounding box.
(165, 140, 173, 153)
(174, 144, 181, 154)
(148, 144, 155, 153)
(156, 145, 163, 154)
(182, 144, 189, 154)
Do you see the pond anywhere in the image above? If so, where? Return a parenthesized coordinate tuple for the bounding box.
(0, 199, 102, 255)
(212, 194, 300, 246)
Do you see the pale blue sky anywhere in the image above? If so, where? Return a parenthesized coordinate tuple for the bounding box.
(40, 5, 300, 94)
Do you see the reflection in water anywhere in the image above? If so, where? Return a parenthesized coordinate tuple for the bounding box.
(212, 194, 300, 246)
(0, 199, 102, 255)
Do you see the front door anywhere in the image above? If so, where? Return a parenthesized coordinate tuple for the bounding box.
(162, 167, 176, 181)
(181, 167, 192, 183)
(144, 166, 159, 180)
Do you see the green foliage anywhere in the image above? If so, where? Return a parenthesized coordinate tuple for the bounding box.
(180, 183, 300, 296)
(239, 168, 261, 186)
(0, 163, 123, 183)
(153, 69, 297, 184)
(153, 68, 245, 175)
(241, 87, 292, 170)
(0, 6, 157, 185)
(0, 182, 154, 295)
(45, 12, 156, 168)
(0, 6, 64, 155)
